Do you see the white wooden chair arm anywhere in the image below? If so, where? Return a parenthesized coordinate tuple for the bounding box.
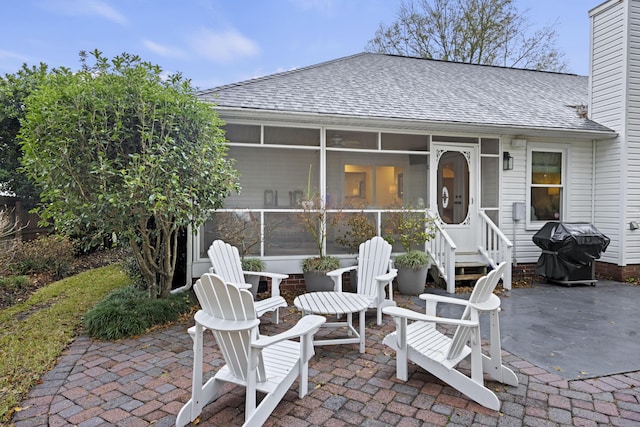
(243, 271, 288, 281)
(326, 266, 356, 292)
(470, 294, 501, 312)
(326, 265, 357, 277)
(420, 293, 501, 314)
(243, 271, 288, 296)
(419, 293, 470, 306)
(252, 315, 326, 349)
(375, 269, 397, 283)
(194, 310, 260, 332)
(383, 306, 477, 327)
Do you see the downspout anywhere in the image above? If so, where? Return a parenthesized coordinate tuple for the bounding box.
(588, 4, 596, 228)
(186, 223, 193, 286)
(591, 140, 596, 225)
(619, 1, 630, 269)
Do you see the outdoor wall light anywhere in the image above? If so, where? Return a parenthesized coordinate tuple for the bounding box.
(630, 221, 639, 230)
(503, 151, 514, 170)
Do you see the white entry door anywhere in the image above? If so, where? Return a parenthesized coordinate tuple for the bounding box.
(430, 143, 478, 253)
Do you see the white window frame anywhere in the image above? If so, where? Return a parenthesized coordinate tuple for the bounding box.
(526, 145, 567, 229)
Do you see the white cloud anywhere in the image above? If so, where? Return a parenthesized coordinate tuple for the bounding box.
(0, 50, 30, 74)
(40, 0, 127, 25)
(0, 49, 28, 61)
(142, 40, 187, 59)
(287, 0, 336, 15)
(190, 28, 260, 63)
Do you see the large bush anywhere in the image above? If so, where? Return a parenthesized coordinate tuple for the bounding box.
(20, 50, 239, 299)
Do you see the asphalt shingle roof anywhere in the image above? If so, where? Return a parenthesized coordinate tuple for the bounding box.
(198, 53, 612, 133)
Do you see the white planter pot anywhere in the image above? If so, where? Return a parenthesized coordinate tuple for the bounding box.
(396, 265, 429, 296)
(303, 271, 335, 292)
(243, 274, 261, 299)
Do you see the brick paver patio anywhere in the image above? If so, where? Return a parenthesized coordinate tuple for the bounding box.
(12, 290, 640, 426)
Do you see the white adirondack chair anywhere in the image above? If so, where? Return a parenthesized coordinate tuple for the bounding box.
(382, 262, 518, 410)
(176, 273, 325, 427)
(327, 236, 397, 325)
(208, 240, 287, 323)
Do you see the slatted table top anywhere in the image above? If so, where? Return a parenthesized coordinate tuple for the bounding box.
(294, 291, 371, 315)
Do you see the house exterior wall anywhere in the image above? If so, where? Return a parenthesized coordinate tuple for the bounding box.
(502, 138, 596, 265)
(625, 0, 640, 265)
(590, 0, 626, 267)
(590, 0, 640, 272)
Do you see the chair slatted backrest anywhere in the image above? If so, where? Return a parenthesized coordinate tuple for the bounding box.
(445, 262, 507, 360)
(194, 274, 266, 382)
(208, 240, 246, 285)
(357, 236, 392, 298)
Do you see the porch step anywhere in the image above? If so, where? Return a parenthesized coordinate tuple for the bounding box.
(455, 262, 487, 282)
(430, 261, 488, 289)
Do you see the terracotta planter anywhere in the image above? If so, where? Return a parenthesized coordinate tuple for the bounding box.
(396, 265, 429, 295)
(303, 270, 335, 292)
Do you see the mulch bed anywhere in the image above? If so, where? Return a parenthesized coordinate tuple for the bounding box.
(0, 248, 126, 310)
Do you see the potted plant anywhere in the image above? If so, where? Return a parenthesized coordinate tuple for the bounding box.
(334, 210, 376, 290)
(384, 205, 435, 295)
(299, 193, 341, 292)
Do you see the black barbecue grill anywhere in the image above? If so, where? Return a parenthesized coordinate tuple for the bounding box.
(532, 222, 610, 286)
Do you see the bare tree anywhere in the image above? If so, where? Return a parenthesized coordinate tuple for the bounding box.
(0, 207, 27, 267)
(366, 0, 567, 72)
(0, 207, 25, 240)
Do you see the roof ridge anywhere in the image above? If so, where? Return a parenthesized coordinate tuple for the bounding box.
(375, 52, 582, 77)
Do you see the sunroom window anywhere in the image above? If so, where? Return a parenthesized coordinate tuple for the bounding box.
(529, 150, 563, 223)
(326, 151, 428, 209)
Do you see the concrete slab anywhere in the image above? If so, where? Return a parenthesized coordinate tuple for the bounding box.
(427, 280, 640, 380)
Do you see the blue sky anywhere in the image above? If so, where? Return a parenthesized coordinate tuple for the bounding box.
(1, 0, 602, 90)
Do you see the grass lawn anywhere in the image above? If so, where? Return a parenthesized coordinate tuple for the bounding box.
(0, 264, 130, 423)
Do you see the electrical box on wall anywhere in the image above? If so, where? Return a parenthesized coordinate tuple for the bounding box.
(512, 202, 525, 221)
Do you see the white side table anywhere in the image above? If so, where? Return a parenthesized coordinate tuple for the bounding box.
(294, 291, 371, 353)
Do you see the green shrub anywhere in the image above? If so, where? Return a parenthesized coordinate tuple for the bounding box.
(394, 250, 430, 270)
(10, 234, 75, 278)
(334, 211, 377, 254)
(0, 275, 29, 291)
(83, 285, 196, 340)
(383, 205, 435, 252)
(241, 257, 265, 272)
(301, 256, 341, 273)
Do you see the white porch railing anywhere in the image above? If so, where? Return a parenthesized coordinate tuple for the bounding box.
(425, 210, 513, 293)
(425, 210, 457, 293)
(478, 211, 513, 289)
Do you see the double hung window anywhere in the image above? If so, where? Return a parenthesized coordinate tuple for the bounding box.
(528, 149, 564, 224)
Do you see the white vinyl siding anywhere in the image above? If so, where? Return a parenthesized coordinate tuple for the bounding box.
(590, 0, 640, 266)
(594, 139, 622, 264)
(590, 0, 626, 266)
(502, 139, 595, 265)
(590, 2, 625, 129)
(624, 0, 640, 264)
